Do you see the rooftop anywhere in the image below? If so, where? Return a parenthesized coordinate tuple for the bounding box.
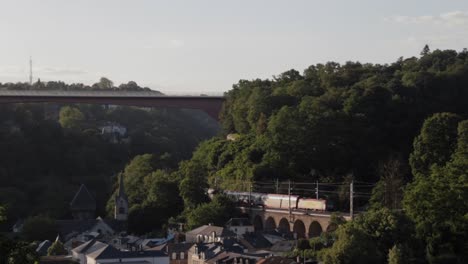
(70, 184, 96, 211)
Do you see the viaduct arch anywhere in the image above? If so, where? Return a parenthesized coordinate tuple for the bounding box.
(245, 208, 350, 239)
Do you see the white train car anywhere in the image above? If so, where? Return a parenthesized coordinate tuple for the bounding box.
(264, 194, 299, 210)
(297, 198, 327, 211)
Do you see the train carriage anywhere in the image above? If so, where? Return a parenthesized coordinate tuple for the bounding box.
(264, 194, 299, 210)
(297, 198, 327, 211)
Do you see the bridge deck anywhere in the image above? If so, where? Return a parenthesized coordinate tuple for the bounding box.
(0, 90, 224, 99)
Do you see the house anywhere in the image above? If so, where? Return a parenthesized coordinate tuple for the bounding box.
(225, 218, 254, 237)
(12, 219, 24, 233)
(256, 256, 297, 264)
(185, 225, 236, 243)
(85, 244, 169, 264)
(100, 123, 127, 137)
(37, 240, 52, 256)
(187, 243, 261, 264)
(39, 255, 79, 264)
(71, 239, 108, 264)
(166, 243, 194, 264)
(268, 241, 296, 256)
(72, 240, 169, 264)
(99, 123, 128, 144)
(59, 217, 126, 250)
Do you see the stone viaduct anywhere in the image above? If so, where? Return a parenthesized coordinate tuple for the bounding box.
(240, 207, 351, 239)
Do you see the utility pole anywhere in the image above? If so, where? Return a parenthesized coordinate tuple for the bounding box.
(315, 180, 319, 200)
(29, 56, 33, 85)
(288, 180, 292, 219)
(248, 181, 252, 208)
(275, 178, 279, 194)
(350, 180, 354, 220)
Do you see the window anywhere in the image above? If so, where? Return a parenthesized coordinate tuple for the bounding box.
(172, 253, 177, 260)
(119, 207, 125, 214)
(181, 252, 185, 259)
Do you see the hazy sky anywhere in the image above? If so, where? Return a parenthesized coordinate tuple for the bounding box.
(1, 1, 468, 94)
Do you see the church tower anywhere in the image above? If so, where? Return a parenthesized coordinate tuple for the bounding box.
(114, 174, 129, 221)
(70, 184, 96, 220)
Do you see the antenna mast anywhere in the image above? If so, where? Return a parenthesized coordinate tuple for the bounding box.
(29, 56, 33, 85)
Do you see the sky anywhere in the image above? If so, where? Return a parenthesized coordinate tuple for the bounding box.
(1, 0, 468, 94)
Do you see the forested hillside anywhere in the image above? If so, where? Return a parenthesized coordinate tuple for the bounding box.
(168, 47, 468, 263)
(179, 48, 468, 191)
(0, 79, 219, 229)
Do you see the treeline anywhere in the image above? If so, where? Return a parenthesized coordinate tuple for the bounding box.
(197, 48, 468, 188)
(0, 77, 158, 92)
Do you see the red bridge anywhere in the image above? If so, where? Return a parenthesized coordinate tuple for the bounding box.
(0, 90, 225, 120)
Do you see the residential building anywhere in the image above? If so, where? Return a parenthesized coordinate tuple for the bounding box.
(256, 256, 297, 264)
(85, 244, 169, 264)
(167, 243, 194, 264)
(185, 225, 236, 243)
(225, 218, 254, 237)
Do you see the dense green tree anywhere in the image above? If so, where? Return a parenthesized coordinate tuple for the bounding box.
(178, 160, 210, 210)
(6, 242, 39, 264)
(318, 223, 383, 264)
(0, 205, 5, 223)
(388, 244, 407, 264)
(21, 216, 58, 242)
(369, 157, 407, 210)
(409, 113, 462, 176)
(186, 194, 236, 230)
(96, 77, 114, 89)
(404, 117, 468, 262)
(59, 106, 85, 129)
(47, 240, 67, 256)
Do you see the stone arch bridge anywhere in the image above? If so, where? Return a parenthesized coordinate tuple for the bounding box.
(240, 207, 351, 239)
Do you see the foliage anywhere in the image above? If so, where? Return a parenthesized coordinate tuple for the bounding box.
(22, 216, 57, 242)
(370, 156, 408, 209)
(47, 240, 67, 256)
(409, 113, 462, 176)
(316, 208, 416, 264)
(318, 222, 383, 264)
(404, 117, 468, 262)
(0, 86, 218, 228)
(5, 241, 39, 264)
(388, 244, 408, 264)
(178, 160, 210, 210)
(106, 155, 185, 235)
(0, 205, 5, 223)
(185, 194, 236, 230)
(59, 106, 85, 129)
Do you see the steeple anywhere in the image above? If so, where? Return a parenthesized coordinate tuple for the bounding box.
(114, 173, 128, 221)
(117, 173, 127, 199)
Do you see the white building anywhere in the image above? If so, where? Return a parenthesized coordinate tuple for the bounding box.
(72, 240, 169, 264)
(225, 218, 254, 237)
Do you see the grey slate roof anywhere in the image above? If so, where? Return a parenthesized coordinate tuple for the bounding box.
(56, 217, 125, 240)
(70, 184, 96, 211)
(71, 238, 106, 255)
(226, 218, 252, 227)
(186, 225, 236, 238)
(87, 244, 167, 260)
(36, 240, 52, 256)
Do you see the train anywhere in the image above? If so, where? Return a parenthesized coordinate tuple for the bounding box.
(209, 189, 334, 211)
